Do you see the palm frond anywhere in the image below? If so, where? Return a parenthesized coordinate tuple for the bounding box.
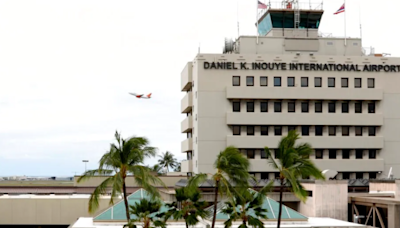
(88, 176, 116, 213)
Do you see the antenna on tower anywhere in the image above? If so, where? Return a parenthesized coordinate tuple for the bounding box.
(198, 42, 200, 54)
(237, 0, 240, 37)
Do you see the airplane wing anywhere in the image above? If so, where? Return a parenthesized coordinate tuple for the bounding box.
(129, 93, 143, 96)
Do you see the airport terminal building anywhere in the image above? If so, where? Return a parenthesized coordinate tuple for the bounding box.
(180, 2, 400, 180)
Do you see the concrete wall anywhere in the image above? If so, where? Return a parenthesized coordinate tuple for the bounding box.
(0, 196, 110, 225)
(73, 176, 186, 187)
(299, 180, 348, 221)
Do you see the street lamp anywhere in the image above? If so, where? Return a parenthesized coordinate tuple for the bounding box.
(82, 160, 89, 172)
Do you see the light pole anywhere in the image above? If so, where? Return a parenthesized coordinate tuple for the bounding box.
(82, 160, 89, 172)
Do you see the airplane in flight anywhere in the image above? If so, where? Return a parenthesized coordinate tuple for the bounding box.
(129, 92, 152, 99)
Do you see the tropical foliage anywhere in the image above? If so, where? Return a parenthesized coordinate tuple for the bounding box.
(127, 198, 166, 228)
(158, 151, 178, 172)
(221, 184, 273, 228)
(164, 187, 209, 228)
(77, 131, 166, 226)
(264, 130, 325, 228)
(82, 129, 325, 228)
(187, 146, 251, 228)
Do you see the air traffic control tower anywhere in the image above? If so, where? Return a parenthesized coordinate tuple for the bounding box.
(256, 0, 323, 38)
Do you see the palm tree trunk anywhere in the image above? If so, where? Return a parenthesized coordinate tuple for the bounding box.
(211, 180, 219, 228)
(185, 221, 189, 228)
(122, 179, 131, 226)
(277, 178, 284, 228)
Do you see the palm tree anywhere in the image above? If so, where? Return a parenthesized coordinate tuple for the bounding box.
(77, 131, 166, 227)
(174, 162, 181, 172)
(264, 130, 325, 228)
(188, 146, 251, 228)
(151, 164, 163, 175)
(128, 198, 166, 228)
(221, 184, 273, 228)
(158, 151, 177, 172)
(164, 187, 209, 228)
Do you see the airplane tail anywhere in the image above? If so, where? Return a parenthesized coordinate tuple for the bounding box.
(147, 93, 152, 98)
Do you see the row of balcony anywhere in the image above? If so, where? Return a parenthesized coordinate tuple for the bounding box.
(181, 136, 383, 153)
(181, 113, 382, 133)
(180, 87, 383, 115)
(180, 158, 384, 173)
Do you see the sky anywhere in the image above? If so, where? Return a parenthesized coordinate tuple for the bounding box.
(0, 0, 398, 176)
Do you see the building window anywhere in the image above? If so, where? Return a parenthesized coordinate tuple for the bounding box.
(355, 78, 362, 88)
(247, 102, 254, 112)
(329, 126, 336, 136)
(301, 77, 308, 87)
(260, 76, 268, 86)
(314, 77, 322, 87)
(288, 77, 295, 87)
(233, 126, 241, 135)
(356, 172, 364, 179)
(288, 102, 296, 112)
(261, 101, 268, 112)
(274, 172, 280, 179)
(355, 102, 362, 113)
(342, 150, 350, 159)
(341, 78, 348, 88)
(328, 77, 335, 87)
(261, 172, 269, 179)
(315, 126, 323, 136)
(342, 126, 349, 136)
(233, 101, 241, 112)
(369, 126, 376, 136)
(247, 150, 255, 159)
(356, 150, 363, 159)
(301, 102, 309, 113)
(288, 126, 296, 132)
(369, 172, 377, 179)
(315, 150, 323, 159)
(368, 102, 375, 113)
(274, 102, 282, 112)
(247, 126, 255, 135)
(233, 76, 240, 86)
(261, 150, 268, 159)
(355, 126, 363, 136)
(329, 150, 337, 159)
(274, 77, 281, 87)
(302, 126, 309, 136)
(369, 150, 376, 159)
(368, 78, 375, 88)
(246, 76, 254, 86)
(342, 172, 350, 179)
(274, 126, 282, 136)
(261, 126, 268, 135)
(328, 102, 336, 113)
(315, 101, 322, 113)
(342, 102, 349, 113)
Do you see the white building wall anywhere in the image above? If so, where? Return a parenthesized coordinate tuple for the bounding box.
(181, 36, 400, 178)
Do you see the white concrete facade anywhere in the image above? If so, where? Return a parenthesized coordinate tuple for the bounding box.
(180, 32, 400, 180)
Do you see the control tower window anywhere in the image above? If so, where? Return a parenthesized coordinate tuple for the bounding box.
(246, 76, 254, 86)
(260, 76, 268, 86)
(328, 78, 335, 87)
(368, 78, 375, 88)
(233, 76, 240, 86)
(274, 77, 281, 87)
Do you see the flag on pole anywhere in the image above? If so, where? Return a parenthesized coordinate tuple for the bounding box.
(334, 4, 345, 15)
(258, 1, 267, 9)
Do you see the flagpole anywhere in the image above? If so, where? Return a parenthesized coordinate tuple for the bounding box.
(256, 0, 259, 44)
(359, 0, 362, 40)
(344, 0, 347, 46)
(237, 0, 239, 38)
